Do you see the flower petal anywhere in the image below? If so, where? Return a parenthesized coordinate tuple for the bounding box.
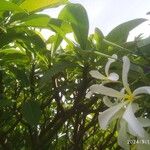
(108, 73, 119, 81)
(137, 117, 150, 127)
(118, 119, 130, 150)
(123, 103, 145, 137)
(85, 91, 93, 99)
(122, 56, 131, 94)
(117, 88, 125, 101)
(120, 88, 125, 94)
(133, 86, 150, 96)
(132, 103, 140, 113)
(103, 96, 116, 107)
(98, 102, 126, 129)
(89, 84, 124, 98)
(105, 54, 117, 76)
(128, 123, 137, 136)
(89, 70, 105, 80)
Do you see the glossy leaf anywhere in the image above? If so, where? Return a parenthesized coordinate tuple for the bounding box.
(0, 49, 29, 64)
(0, 0, 24, 12)
(47, 34, 63, 51)
(49, 18, 72, 33)
(106, 18, 147, 44)
(59, 3, 89, 49)
(20, 0, 68, 12)
(21, 14, 51, 28)
(11, 13, 51, 28)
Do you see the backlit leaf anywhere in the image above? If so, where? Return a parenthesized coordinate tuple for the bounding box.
(0, 0, 24, 12)
(59, 3, 89, 49)
(20, 0, 68, 12)
(106, 18, 147, 44)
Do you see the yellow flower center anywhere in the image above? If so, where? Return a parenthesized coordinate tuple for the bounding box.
(124, 94, 134, 101)
(103, 76, 108, 80)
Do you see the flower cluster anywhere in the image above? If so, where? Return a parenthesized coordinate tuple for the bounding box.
(86, 55, 150, 150)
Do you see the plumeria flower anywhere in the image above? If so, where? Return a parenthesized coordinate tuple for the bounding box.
(86, 54, 119, 99)
(89, 56, 150, 139)
(89, 54, 119, 83)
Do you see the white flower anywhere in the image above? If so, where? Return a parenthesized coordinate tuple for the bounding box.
(89, 54, 119, 82)
(89, 56, 150, 138)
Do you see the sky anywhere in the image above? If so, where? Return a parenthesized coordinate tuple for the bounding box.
(42, 0, 150, 40)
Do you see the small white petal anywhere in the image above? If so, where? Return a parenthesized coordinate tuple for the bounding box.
(98, 102, 126, 129)
(89, 84, 124, 98)
(133, 86, 150, 96)
(120, 88, 125, 94)
(103, 96, 115, 107)
(105, 54, 117, 76)
(123, 103, 145, 137)
(116, 88, 126, 101)
(108, 73, 119, 81)
(111, 54, 118, 59)
(122, 56, 131, 94)
(85, 91, 93, 99)
(89, 70, 105, 80)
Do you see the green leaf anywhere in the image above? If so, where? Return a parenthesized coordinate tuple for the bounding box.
(49, 22, 74, 47)
(22, 101, 41, 126)
(106, 18, 147, 44)
(94, 27, 104, 49)
(23, 29, 46, 49)
(0, 49, 29, 64)
(49, 18, 72, 33)
(0, 98, 12, 108)
(40, 61, 76, 88)
(10, 13, 51, 28)
(9, 12, 29, 23)
(21, 14, 51, 28)
(12, 0, 25, 5)
(47, 34, 63, 51)
(138, 43, 150, 58)
(130, 63, 144, 76)
(0, 0, 24, 12)
(8, 65, 29, 86)
(59, 3, 89, 49)
(20, 0, 68, 12)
